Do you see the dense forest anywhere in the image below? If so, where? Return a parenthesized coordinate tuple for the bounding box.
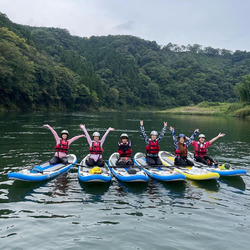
(0, 12, 250, 111)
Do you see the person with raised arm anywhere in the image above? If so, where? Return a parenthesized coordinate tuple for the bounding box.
(169, 126, 199, 166)
(43, 124, 85, 165)
(140, 120, 167, 165)
(191, 133, 225, 166)
(80, 124, 114, 167)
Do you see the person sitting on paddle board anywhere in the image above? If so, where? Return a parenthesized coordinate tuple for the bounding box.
(170, 126, 199, 166)
(140, 120, 167, 165)
(43, 124, 85, 165)
(117, 133, 133, 166)
(191, 133, 225, 166)
(80, 124, 114, 167)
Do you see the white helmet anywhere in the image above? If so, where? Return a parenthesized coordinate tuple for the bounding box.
(61, 130, 69, 135)
(120, 133, 128, 138)
(198, 134, 206, 138)
(93, 132, 100, 137)
(151, 130, 158, 136)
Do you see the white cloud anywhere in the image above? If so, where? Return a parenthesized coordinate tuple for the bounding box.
(0, 0, 249, 51)
(115, 21, 134, 32)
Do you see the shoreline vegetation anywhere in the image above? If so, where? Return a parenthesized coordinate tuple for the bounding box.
(0, 14, 249, 116)
(1, 102, 249, 119)
(157, 101, 250, 118)
(1, 13, 250, 113)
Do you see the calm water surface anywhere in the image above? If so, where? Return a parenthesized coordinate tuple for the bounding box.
(0, 111, 249, 250)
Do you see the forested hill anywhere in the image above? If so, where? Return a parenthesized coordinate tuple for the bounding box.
(1, 13, 250, 111)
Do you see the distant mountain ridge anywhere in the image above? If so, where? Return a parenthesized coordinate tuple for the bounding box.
(1, 12, 250, 111)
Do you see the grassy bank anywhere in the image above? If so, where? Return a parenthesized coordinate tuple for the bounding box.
(1, 102, 249, 118)
(158, 102, 250, 118)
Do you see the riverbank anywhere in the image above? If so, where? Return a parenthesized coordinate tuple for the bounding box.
(1, 102, 250, 118)
(157, 102, 250, 118)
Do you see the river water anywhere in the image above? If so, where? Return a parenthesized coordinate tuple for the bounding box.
(0, 111, 249, 250)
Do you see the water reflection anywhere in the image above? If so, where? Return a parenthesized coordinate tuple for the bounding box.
(219, 176, 246, 191)
(160, 181, 187, 194)
(52, 174, 70, 197)
(0, 112, 250, 249)
(115, 180, 148, 194)
(79, 182, 110, 195)
(189, 179, 220, 192)
(7, 180, 47, 202)
(7, 173, 72, 202)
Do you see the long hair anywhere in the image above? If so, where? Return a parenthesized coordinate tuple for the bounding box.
(178, 142, 186, 157)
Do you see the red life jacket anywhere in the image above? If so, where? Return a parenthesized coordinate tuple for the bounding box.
(55, 140, 69, 153)
(89, 141, 103, 155)
(175, 143, 188, 158)
(118, 141, 132, 157)
(195, 143, 208, 157)
(118, 148, 132, 157)
(146, 140, 160, 155)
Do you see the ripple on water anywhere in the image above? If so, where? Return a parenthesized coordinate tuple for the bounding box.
(1, 112, 250, 249)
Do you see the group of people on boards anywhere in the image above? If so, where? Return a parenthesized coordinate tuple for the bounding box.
(43, 121, 225, 167)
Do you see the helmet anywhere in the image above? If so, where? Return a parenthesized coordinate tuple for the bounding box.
(198, 134, 206, 138)
(151, 130, 158, 136)
(61, 130, 69, 135)
(219, 163, 231, 170)
(93, 132, 100, 137)
(120, 133, 128, 138)
(178, 133, 186, 139)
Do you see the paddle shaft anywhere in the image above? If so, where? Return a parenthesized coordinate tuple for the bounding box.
(69, 162, 85, 167)
(69, 162, 104, 168)
(70, 162, 135, 168)
(136, 164, 177, 170)
(111, 164, 138, 168)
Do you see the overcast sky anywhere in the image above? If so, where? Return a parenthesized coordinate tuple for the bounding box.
(1, 0, 249, 51)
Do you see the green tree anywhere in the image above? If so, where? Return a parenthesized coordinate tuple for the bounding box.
(235, 75, 250, 102)
(0, 28, 35, 109)
(75, 84, 91, 109)
(1, 13, 250, 111)
(55, 66, 78, 108)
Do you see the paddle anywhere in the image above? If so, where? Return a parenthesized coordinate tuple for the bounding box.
(70, 161, 135, 169)
(108, 163, 140, 175)
(137, 164, 177, 170)
(69, 162, 87, 167)
(111, 163, 175, 169)
(68, 162, 107, 168)
(111, 164, 137, 168)
(111, 164, 174, 174)
(30, 166, 44, 173)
